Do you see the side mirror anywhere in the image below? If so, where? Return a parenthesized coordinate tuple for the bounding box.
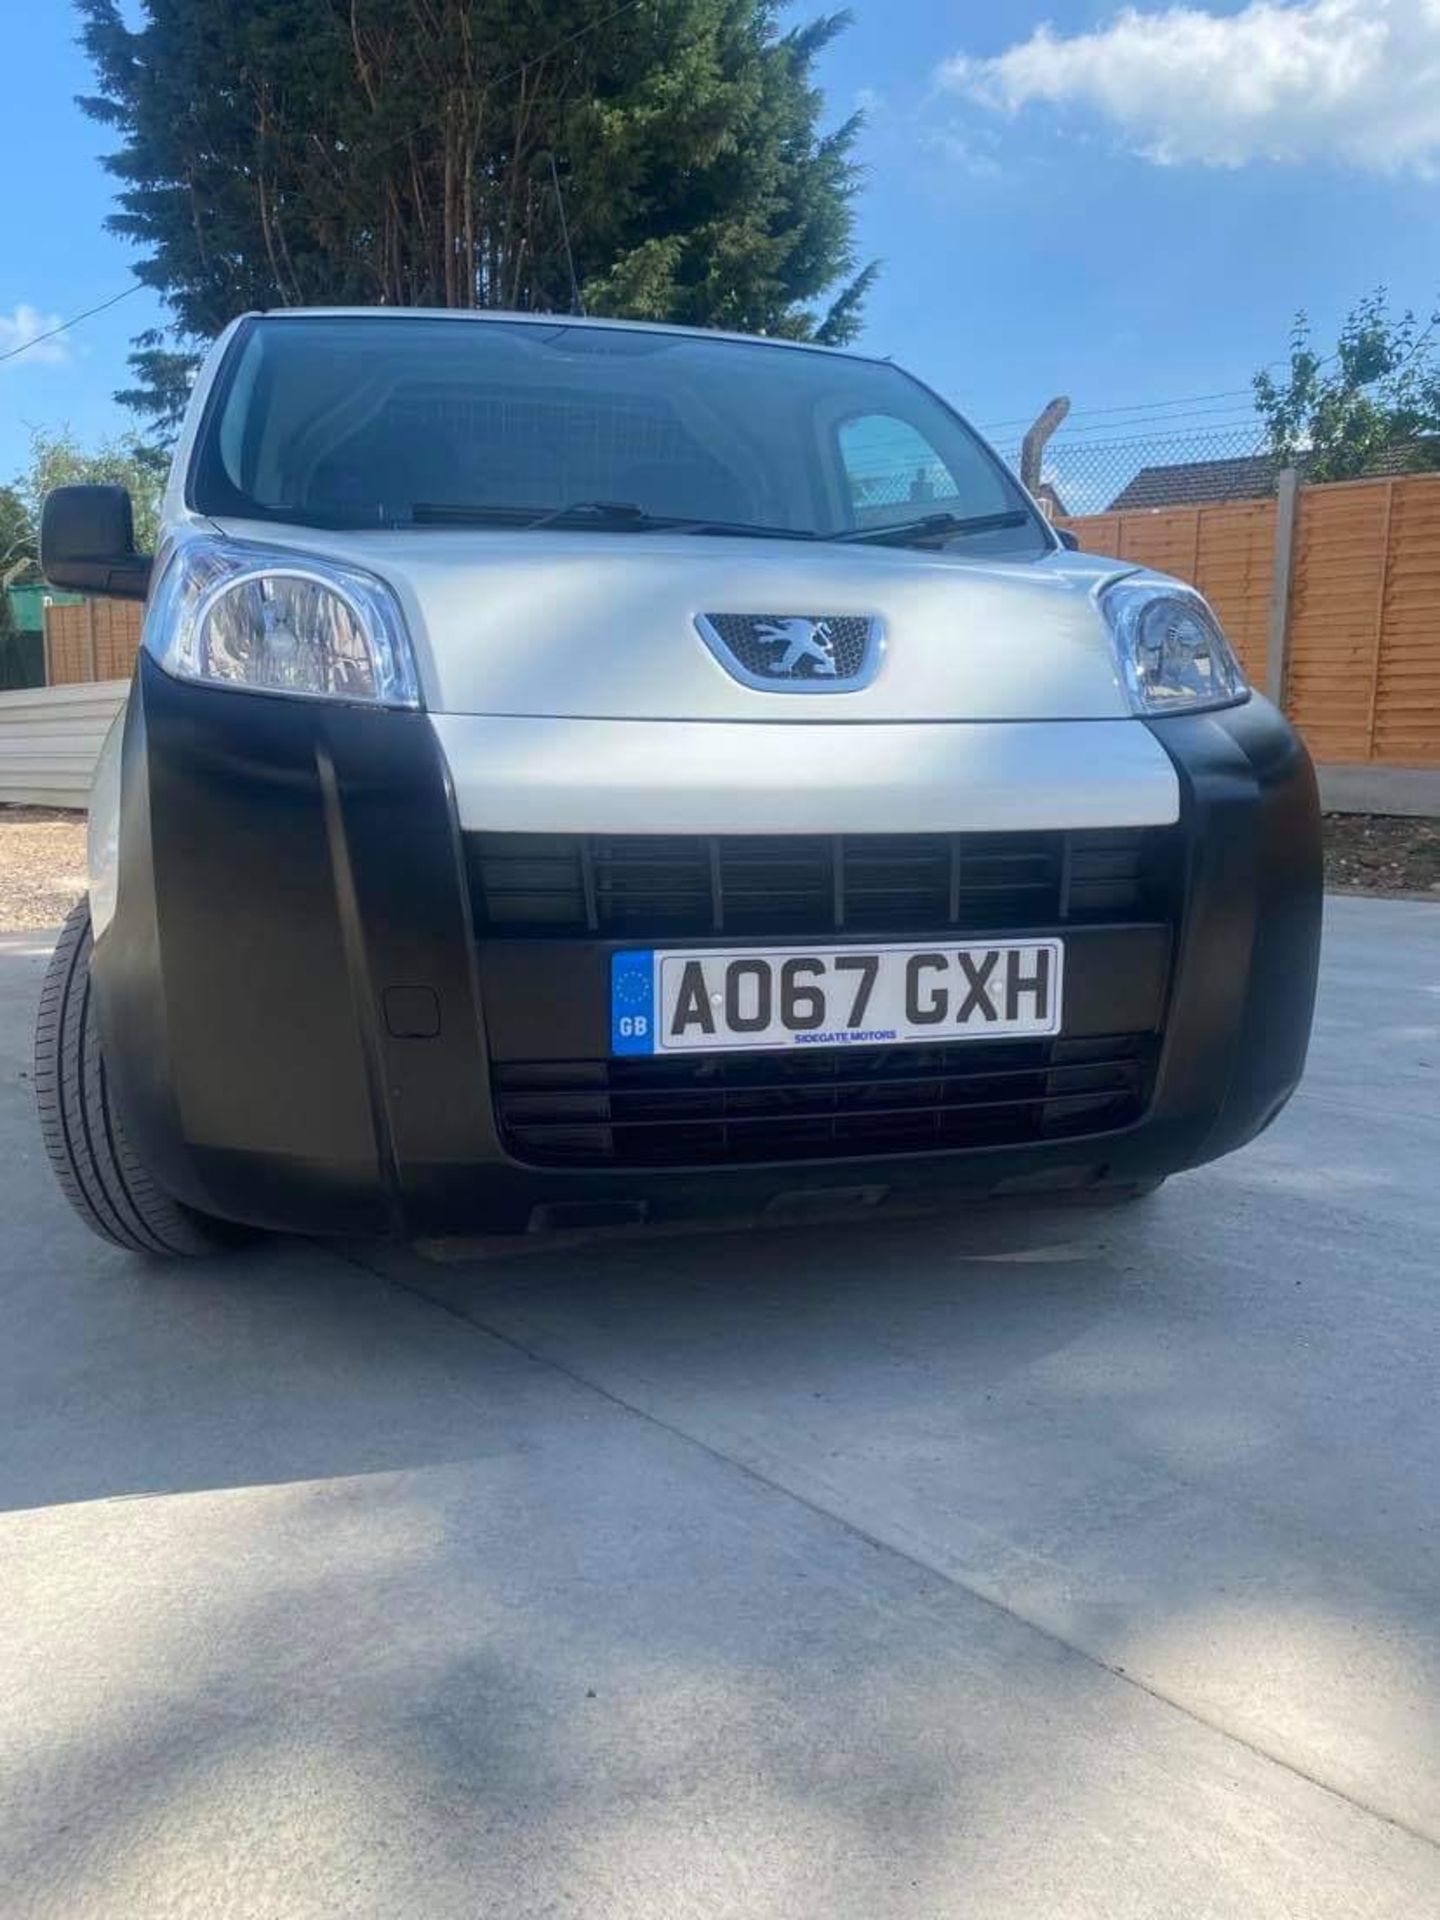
(40, 486, 152, 600)
(1055, 526, 1080, 551)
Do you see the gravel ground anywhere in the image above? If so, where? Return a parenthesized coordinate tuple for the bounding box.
(0, 808, 87, 933)
(1323, 811, 1440, 897)
(3, 804, 1439, 934)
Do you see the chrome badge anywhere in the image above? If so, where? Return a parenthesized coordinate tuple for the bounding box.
(695, 613, 884, 692)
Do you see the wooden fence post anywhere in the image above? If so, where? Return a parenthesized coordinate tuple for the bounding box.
(1364, 479, 1396, 763)
(1266, 468, 1299, 707)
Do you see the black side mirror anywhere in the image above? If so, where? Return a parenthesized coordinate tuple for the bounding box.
(1055, 526, 1080, 551)
(40, 486, 152, 600)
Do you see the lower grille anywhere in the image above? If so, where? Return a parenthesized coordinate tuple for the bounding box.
(467, 829, 1172, 940)
(495, 1034, 1155, 1168)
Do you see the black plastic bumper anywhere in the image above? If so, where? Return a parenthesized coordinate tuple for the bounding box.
(94, 655, 1321, 1237)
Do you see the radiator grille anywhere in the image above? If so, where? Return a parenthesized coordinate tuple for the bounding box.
(468, 830, 1170, 940)
(494, 1034, 1155, 1168)
(702, 613, 873, 682)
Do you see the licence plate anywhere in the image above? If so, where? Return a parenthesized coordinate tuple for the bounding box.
(611, 940, 1064, 1056)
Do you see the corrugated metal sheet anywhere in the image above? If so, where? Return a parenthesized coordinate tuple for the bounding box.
(0, 681, 128, 808)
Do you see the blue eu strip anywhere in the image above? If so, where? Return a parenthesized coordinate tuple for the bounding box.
(611, 950, 656, 1056)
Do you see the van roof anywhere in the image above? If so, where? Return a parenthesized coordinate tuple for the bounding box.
(242, 306, 883, 364)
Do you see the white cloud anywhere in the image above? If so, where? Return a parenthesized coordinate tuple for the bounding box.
(0, 304, 70, 368)
(926, 126, 1005, 181)
(939, 0, 1440, 173)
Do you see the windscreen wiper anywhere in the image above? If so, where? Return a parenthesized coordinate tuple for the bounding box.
(670, 517, 818, 542)
(411, 500, 818, 541)
(410, 499, 667, 529)
(527, 500, 665, 529)
(831, 508, 1033, 547)
(527, 500, 820, 541)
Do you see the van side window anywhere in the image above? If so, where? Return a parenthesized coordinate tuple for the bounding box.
(837, 412, 1006, 527)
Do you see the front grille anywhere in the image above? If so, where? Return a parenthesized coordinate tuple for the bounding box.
(495, 1034, 1155, 1168)
(468, 830, 1170, 939)
(703, 612, 873, 681)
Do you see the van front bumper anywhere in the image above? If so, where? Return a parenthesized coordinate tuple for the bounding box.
(93, 654, 1322, 1238)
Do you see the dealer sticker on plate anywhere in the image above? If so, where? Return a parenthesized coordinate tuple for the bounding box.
(611, 940, 1064, 1057)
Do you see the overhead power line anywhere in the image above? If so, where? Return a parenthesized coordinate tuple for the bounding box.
(1021, 412, 1269, 449)
(1005, 405, 1269, 442)
(978, 349, 1345, 436)
(0, 282, 145, 367)
(996, 430, 1263, 459)
(1039, 431, 1265, 455)
(977, 386, 1261, 433)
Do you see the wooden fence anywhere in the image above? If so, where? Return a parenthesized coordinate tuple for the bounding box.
(43, 597, 144, 687)
(1058, 472, 1440, 768)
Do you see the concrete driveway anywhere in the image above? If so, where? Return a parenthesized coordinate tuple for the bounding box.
(2, 896, 1437, 1918)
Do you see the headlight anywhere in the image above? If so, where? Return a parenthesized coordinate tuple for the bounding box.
(144, 535, 419, 707)
(1102, 580, 1247, 715)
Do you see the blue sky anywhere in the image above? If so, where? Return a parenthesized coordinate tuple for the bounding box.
(3, 0, 1437, 487)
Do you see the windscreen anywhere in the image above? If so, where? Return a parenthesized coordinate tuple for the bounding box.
(191, 315, 1046, 555)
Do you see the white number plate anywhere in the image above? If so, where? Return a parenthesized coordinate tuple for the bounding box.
(611, 940, 1064, 1056)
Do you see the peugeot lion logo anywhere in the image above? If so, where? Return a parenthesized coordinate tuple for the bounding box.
(694, 613, 883, 693)
(754, 617, 838, 678)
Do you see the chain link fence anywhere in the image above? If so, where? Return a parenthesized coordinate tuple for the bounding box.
(845, 415, 1284, 522)
(993, 425, 1274, 519)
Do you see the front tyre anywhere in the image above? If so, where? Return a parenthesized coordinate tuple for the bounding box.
(34, 899, 243, 1257)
